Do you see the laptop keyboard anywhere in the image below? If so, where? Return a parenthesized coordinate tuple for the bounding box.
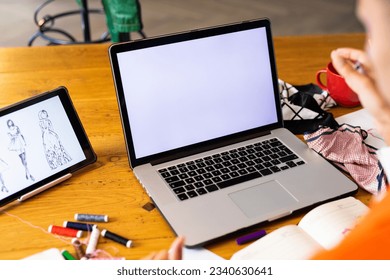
(158, 138, 305, 201)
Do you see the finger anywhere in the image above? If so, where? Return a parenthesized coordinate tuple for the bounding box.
(333, 48, 370, 66)
(331, 50, 382, 110)
(331, 49, 364, 87)
(154, 250, 169, 260)
(141, 251, 158, 260)
(168, 236, 185, 260)
(331, 48, 373, 78)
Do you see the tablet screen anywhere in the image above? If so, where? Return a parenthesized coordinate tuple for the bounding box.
(0, 87, 96, 206)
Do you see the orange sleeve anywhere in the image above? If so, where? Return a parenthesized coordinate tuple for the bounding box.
(312, 192, 390, 259)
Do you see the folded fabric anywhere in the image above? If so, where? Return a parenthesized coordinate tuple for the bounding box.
(304, 124, 387, 195)
(279, 80, 338, 134)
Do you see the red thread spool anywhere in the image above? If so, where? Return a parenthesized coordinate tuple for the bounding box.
(48, 225, 82, 238)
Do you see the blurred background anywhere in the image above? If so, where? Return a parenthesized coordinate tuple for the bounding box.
(0, 0, 364, 47)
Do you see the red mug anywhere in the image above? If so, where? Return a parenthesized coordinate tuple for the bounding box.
(316, 62, 360, 107)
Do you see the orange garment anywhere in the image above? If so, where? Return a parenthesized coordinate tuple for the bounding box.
(312, 192, 390, 259)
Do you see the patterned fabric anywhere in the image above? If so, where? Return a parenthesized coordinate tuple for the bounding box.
(279, 80, 338, 134)
(304, 124, 387, 195)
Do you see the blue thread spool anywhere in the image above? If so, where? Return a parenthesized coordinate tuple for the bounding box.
(64, 221, 95, 231)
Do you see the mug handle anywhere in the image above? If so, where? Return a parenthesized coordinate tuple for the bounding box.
(316, 69, 328, 90)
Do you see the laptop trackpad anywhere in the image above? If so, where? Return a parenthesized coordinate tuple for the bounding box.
(229, 180, 298, 219)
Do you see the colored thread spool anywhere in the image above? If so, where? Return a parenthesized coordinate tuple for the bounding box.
(61, 249, 76, 260)
(86, 225, 100, 255)
(74, 213, 108, 223)
(48, 225, 82, 238)
(72, 238, 85, 259)
(64, 221, 95, 232)
(101, 229, 132, 248)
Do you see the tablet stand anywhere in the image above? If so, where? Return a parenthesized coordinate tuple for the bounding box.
(18, 173, 72, 202)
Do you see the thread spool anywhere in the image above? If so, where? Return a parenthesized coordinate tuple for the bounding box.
(61, 249, 76, 260)
(48, 225, 82, 238)
(64, 221, 95, 232)
(72, 238, 85, 259)
(74, 213, 108, 223)
(101, 229, 132, 248)
(85, 225, 100, 255)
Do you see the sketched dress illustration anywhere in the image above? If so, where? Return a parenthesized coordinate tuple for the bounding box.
(39, 110, 72, 169)
(7, 119, 35, 181)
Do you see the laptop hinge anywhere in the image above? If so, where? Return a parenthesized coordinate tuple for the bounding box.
(150, 130, 272, 166)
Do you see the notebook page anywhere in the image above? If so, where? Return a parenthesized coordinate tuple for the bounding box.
(298, 197, 369, 250)
(230, 225, 322, 260)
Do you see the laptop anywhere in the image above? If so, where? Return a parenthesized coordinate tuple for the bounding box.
(108, 18, 358, 247)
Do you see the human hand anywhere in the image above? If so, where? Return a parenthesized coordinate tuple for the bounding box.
(331, 48, 390, 144)
(141, 236, 185, 260)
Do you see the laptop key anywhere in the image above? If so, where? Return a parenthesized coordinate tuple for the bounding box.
(185, 184, 195, 191)
(197, 188, 207, 195)
(259, 168, 273, 176)
(238, 169, 248, 175)
(174, 187, 186, 194)
(165, 175, 180, 183)
(204, 179, 214, 186)
(170, 181, 186, 189)
(185, 178, 195, 184)
(194, 182, 204, 188)
(160, 172, 171, 178)
(177, 193, 189, 201)
(286, 161, 297, 167)
(187, 191, 198, 198)
(280, 154, 299, 162)
(270, 166, 281, 173)
(217, 172, 261, 189)
(206, 185, 219, 192)
(171, 170, 180, 176)
(212, 177, 222, 183)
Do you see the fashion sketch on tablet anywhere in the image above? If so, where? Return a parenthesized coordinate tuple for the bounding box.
(39, 110, 72, 169)
(7, 119, 35, 182)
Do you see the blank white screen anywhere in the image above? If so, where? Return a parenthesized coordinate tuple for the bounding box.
(117, 27, 278, 158)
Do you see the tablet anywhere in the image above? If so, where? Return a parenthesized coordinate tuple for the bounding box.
(0, 87, 96, 207)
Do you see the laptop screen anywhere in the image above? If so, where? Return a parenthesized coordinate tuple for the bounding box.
(111, 19, 281, 165)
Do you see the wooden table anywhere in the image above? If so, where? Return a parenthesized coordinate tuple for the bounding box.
(0, 33, 371, 260)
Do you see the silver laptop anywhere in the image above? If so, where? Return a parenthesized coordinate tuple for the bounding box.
(108, 18, 357, 247)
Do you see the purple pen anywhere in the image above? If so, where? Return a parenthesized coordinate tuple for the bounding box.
(236, 229, 267, 245)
